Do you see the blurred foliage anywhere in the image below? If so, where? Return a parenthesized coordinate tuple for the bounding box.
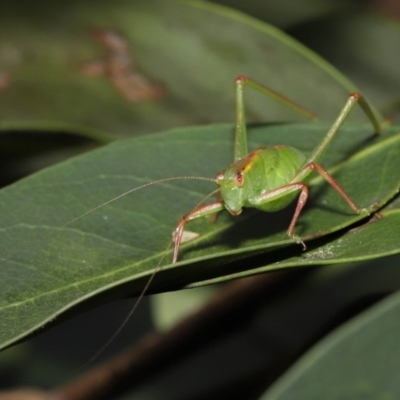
(0, 1, 399, 399)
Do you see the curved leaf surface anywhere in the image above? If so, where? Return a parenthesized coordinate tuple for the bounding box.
(0, 122, 399, 350)
(199, 199, 400, 286)
(0, 0, 367, 137)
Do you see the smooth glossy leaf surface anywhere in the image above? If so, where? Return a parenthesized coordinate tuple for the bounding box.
(201, 199, 400, 285)
(0, 0, 367, 137)
(0, 122, 399, 350)
(260, 288, 400, 400)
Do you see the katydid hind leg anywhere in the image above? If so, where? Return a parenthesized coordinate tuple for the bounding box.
(306, 92, 384, 166)
(234, 75, 317, 162)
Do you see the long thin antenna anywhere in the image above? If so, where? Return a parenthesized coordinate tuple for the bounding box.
(80, 240, 173, 370)
(80, 184, 222, 367)
(1, 176, 218, 367)
(0, 176, 216, 267)
(57, 176, 217, 230)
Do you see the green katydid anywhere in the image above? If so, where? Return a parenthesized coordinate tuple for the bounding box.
(61, 75, 385, 365)
(171, 75, 384, 263)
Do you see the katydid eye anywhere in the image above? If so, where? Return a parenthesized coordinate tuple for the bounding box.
(235, 172, 244, 187)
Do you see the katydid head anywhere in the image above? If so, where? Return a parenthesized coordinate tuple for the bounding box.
(215, 167, 247, 215)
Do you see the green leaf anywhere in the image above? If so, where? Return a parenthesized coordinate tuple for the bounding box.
(199, 200, 400, 286)
(0, 0, 369, 137)
(259, 288, 400, 400)
(0, 122, 399, 350)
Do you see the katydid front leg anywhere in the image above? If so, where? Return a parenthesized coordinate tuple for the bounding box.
(173, 201, 225, 263)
